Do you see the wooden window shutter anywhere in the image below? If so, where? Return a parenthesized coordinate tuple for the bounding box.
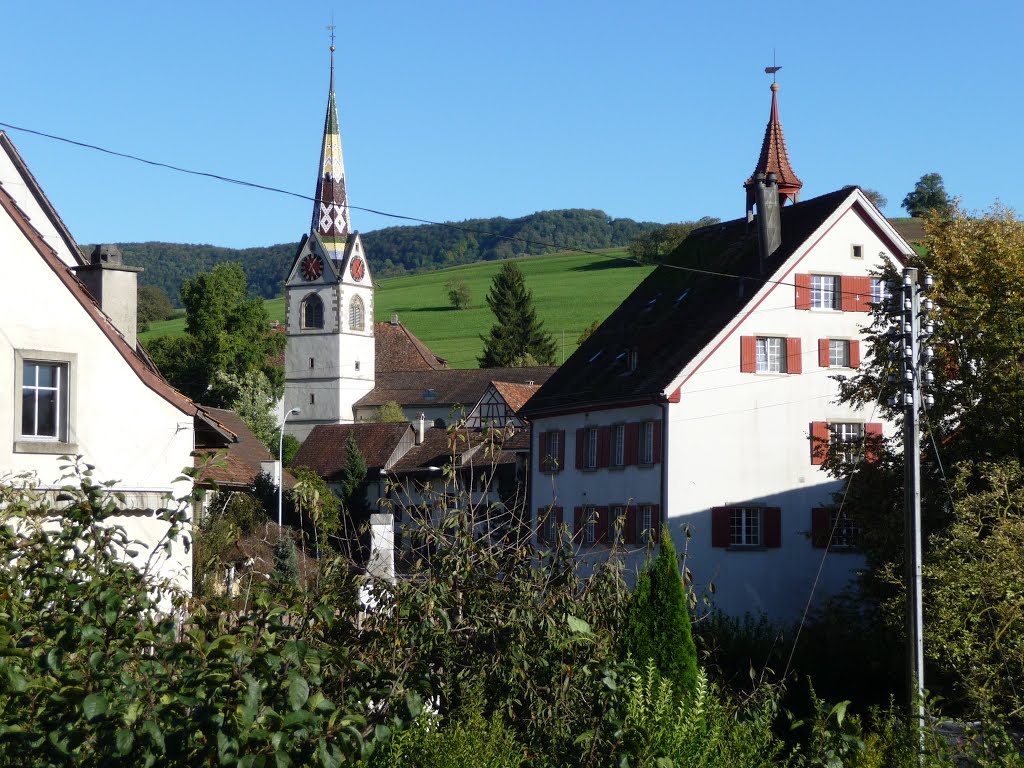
(763, 507, 782, 548)
(865, 422, 883, 462)
(811, 421, 830, 465)
(819, 338, 830, 368)
(849, 340, 861, 368)
(537, 507, 547, 542)
(711, 506, 730, 548)
(575, 429, 585, 470)
(795, 273, 811, 310)
(538, 431, 548, 471)
(573, 506, 583, 537)
(557, 430, 566, 472)
(842, 276, 871, 312)
(625, 422, 640, 465)
(624, 504, 637, 545)
(811, 507, 830, 548)
(598, 426, 610, 468)
(556, 506, 564, 529)
(740, 336, 757, 372)
(651, 504, 662, 545)
(652, 420, 663, 463)
(787, 337, 803, 374)
(596, 506, 609, 544)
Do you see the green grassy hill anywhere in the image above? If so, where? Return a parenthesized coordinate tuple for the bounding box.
(140, 249, 653, 368)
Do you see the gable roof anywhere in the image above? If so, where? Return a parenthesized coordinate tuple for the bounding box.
(292, 423, 412, 479)
(0, 132, 84, 267)
(522, 188, 903, 417)
(376, 319, 448, 371)
(0, 163, 199, 418)
(355, 367, 556, 413)
(491, 381, 540, 413)
(194, 407, 296, 489)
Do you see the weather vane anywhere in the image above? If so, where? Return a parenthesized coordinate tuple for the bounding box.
(764, 49, 781, 82)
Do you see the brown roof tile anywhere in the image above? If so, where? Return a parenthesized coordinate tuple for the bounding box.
(292, 423, 412, 480)
(375, 320, 448, 372)
(194, 407, 296, 489)
(491, 381, 540, 413)
(356, 367, 556, 414)
(744, 83, 803, 193)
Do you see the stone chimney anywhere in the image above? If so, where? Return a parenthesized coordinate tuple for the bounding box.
(74, 245, 143, 349)
(753, 172, 782, 274)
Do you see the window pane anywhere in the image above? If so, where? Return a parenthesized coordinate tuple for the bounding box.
(36, 390, 57, 437)
(829, 339, 849, 367)
(22, 390, 35, 435)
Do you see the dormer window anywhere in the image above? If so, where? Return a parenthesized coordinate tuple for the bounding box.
(301, 294, 324, 329)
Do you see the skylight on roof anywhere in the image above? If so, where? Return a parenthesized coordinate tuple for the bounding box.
(675, 289, 690, 305)
(423, 388, 438, 401)
(588, 350, 603, 364)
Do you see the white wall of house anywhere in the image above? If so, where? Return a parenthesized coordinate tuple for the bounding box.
(0, 207, 194, 592)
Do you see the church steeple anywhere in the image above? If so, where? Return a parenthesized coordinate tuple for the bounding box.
(744, 80, 802, 218)
(312, 41, 351, 259)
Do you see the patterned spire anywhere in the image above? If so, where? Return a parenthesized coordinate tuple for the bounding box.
(312, 43, 351, 257)
(744, 81, 803, 208)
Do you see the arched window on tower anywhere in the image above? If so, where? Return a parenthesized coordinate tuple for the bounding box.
(301, 294, 324, 329)
(349, 295, 365, 331)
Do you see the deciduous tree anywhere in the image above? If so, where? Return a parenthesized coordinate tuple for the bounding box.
(901, 173, 950, 217)
(445, 277, 472, 310)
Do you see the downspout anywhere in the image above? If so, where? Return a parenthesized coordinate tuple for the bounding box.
(660, 401, 670, 552)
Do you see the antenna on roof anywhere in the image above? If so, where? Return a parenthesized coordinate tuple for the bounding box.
(765, 49, 781, 82)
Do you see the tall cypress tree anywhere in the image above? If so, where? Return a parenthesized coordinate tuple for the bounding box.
(620, 533, 699, 698)
(478, 262, 557, 367)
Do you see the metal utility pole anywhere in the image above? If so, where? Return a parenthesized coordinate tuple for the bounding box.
(890, 266, 935, 749)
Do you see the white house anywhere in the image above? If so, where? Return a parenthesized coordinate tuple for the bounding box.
(521, 82, 913, 621)
(0, 131, 202, 593)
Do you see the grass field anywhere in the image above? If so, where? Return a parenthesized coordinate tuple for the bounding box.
(139, 249, 653, 368)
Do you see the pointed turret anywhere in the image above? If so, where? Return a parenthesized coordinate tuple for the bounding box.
(744, 81, 802, 220)
(312, 43, 351, 259)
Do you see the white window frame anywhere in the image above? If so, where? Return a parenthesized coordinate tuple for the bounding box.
(640, 421, 655, 465)
(756, 337, 787, 373)
(544, 431, 561, 472)
(870, 277, 886, 307)
(830, 508, 859, 549)
(810, 274, 840, 310)
(829, 339, 851, 368)
(582, 506, 596, 546)
(830, 422, 865, 464)
(729, 507, 762, 547)
(612, 424, 625, 467)
(301, 293, 324, 329)
(584, 427, 599, 469)
(612, 505, 625, 542)
(542, 508, 558, 542)
(640, 504, 654, 543)
(14, 350, 77, 454)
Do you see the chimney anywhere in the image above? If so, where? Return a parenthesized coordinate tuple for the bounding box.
(74, 245, 143, 349)
(754, 172, 782, 274)
(416, 413, 426, 445)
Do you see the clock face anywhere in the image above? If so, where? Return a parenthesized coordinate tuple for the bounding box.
(350, 257, 365, 281)
(300, 254, 323, 281)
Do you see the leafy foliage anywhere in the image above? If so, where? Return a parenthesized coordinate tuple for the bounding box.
(628, 218, 720, 264)
(136, 283, 175, 329)
(374, 400, 408, 423)
(901, 173, 951, 217)
(478, 262, 556, 366)
(445, 277, 472, 309)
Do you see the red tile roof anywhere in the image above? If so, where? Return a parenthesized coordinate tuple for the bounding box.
(194, 407, 296, 489)
(292, 423, 412, 479)
(356, 367, 556, 413)
(491, 381, 540, 413)
(375, 319, 448, 372)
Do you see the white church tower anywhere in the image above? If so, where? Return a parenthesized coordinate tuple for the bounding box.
(283, 42, 375, 442)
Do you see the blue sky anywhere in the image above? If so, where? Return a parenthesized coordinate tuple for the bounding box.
(4, 1, 1022, 248)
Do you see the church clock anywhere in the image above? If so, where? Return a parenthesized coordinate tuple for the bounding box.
(300, 254, 324, 281)
(350, 256, 365, 281)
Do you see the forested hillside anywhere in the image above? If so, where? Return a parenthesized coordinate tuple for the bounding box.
(93, 209, 660, 304)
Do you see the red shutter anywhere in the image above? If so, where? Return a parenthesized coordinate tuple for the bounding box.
(740, 336, 757, 372)
(787, 337, 802, 375)
(538, 431, 548, 471)
(795, 273, 811, 310)
(651, 504, 662, 545)
(557, 430, 566, 472)
(596, 506, 609, 544)
(865, 422, 883, 463)
(811, 507, 830, 548)
(575, 429, 585, 470)
(819, 338, 830, 368)
(598, 426, 610, 468)
(711, 506, 730, 548)
(763, 507, 781, 548)
(842, 276, 872, 312)
(624, 504, 637, 545)
(573, 506, 583, 538)
(652, 420, 663, 464)
(625, 422, 640, 465)
(537, 507, 547, 542)
(811, 421, 830, 465)
(849, 340, 861, 368)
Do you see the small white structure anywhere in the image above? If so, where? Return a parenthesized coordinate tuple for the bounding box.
(523, 83, 913, 622)
(0, 131, 200, 593)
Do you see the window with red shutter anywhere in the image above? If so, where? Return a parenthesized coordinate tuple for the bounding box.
(557, 430, 566, 472)
(819, 338, 830, 368)
(811, 507, 829, 548)
(624, 504, 637, 545)
(849, 340, 861, 368)
(650, 504, 661, 545)
(795, 273, 811, 310)
(786, 337, 803, 374)
(810, 421, 830, 465)
(595, 506, 609, 544)
(652, 420, 663, 464)
(711, 506, 730, 547)
(538, 431, 548, 471)
(575, 429, 585, 470)
(625, 422, 640, 465)
(740, 336, 757, 372)
(865, 422, 883, 462)
(598, 426, 610, 468)
(573, 506, 584, 538)
(763, 507, 781, 548)
(841, 276, 872, 312)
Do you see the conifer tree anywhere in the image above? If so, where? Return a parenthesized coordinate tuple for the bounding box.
(620, 533, 698, 698)
(478, 262, 556, 367)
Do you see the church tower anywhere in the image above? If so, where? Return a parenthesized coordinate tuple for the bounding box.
(743, 79, 803, 222)
(283, 42, 375, 441)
